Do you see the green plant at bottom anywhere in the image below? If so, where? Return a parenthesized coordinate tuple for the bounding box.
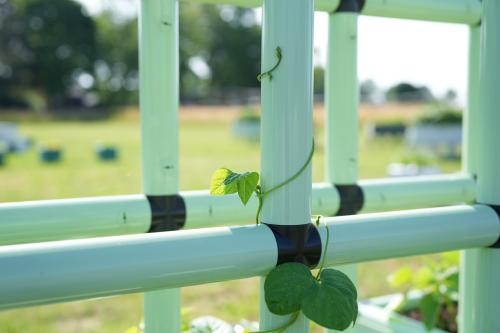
(209, 141, 358, 332)
(388, 252, 459, 332)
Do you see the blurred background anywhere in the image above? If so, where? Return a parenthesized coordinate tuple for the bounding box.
(0, 0, 467, 332)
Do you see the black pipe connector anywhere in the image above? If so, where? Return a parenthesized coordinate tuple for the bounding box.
(335, 0, 365, 13)
(147, 195, 186, 232)
(264, 223, 322, 268)
(488, 205, 500, 248)
(335, 184, 364, 216)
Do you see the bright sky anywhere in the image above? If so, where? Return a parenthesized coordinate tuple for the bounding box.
(78, 0, 470, 104)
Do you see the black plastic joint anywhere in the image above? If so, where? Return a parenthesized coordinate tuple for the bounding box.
(147, 195, 186, 232)
(335, 184, 364, 216)
(335, 0, 365, 13)
(488, 205, 500, 248)
(264, 223, 322, 268)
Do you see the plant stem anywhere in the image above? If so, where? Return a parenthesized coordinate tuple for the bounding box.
(255, 140, 314, 224)
(315, 220, 330, 280)
(257, 47, 283, 81)
(255, 186, 264, 224)
(250, 311, 300, 333)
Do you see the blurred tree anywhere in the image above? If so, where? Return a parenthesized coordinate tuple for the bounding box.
(205, 6, 261, 89)
(93, 11, 138, 106)
(87, 3, 262, 104)
(386, 82, 434, 103)
(179, 2, 214, 101)
(0, 1, 262, 108)
(360, 79, 378, 103)
(0, 0, 97, 109)
(313, 66, 324, 96)
(443, 89, 457, 104)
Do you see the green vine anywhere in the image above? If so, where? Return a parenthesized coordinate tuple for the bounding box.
(257, 47, 282, 82)
(210, 140, 314, 224)
(254, 140, 314, 224)
(209, 140, 357, 332)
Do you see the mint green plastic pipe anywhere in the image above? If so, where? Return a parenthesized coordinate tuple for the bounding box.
(320, 205, 500, 266)
(184, 0, 341, 12)
(0, 175, 474, 245)
(458, 25, 481, 333)
(462, 26, 480, 178)
(183, 0, 480, 24)
(460, 0, 500, 331)
(139, 0, 180, 331)
(324, 11, 359, 333)
(361, 173, 475, 213)
(259, 0, 314, 332)
(362, 0, 481, 25)
(139, 0, 179, 196)
(0, 195, 150, 245)
(325, 12, 359, 184)
(0, 205, 498, 311)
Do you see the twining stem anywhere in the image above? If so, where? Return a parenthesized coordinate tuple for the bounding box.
(255, 140, 315, 224)
(315, 218, 330, 280)
(257, 47, 283, 81)
(250, 311, 300, 333)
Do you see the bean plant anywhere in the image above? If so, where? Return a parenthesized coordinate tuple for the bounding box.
(388, 252, 459, 331)
(210, 128, 357, 331)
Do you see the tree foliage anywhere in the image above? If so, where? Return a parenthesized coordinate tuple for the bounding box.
(0, 0, 97, 108)
(0, 0, 262, 109)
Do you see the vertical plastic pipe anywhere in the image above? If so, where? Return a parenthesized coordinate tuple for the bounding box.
(324, 9, 359, 333)
(259, 0, 314, 332)
(139, 0, 180, 332)
(458, 24, 480, 333)
(462, 26, 481, 179)
(460, 0, 500, 331)
(325, 12, 359, 184)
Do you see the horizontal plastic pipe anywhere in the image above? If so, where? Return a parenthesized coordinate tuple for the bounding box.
(0, 204, 497, 310)
(183, 0, 341, 12)
(186, 174, 476, 225)
(0, 174, 475, 245)
(182, 0, 480, 25)
(321, 205, 499, 266)
(361, 0, 481, 25)
(0, 195, 150, 245)
(360, 173, 475, 213)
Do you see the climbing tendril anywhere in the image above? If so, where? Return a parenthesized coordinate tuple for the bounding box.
(315, 216, 329, 280)
(257, 46, 283, 81)
(254, 140, 314, 224)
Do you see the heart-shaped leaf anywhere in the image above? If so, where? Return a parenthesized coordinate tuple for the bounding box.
(264, 263, 316, 315)
(302, 268, 358, 331)
(420, 294, 440, 331)
(237, 172, 259, 205)
(210, 168, 238, 195)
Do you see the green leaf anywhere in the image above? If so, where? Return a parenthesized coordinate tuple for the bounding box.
(237, 172, 259, 205)
(444, 270, 459, 293)
(388, 267, 413, 288)
(419, 294, 441, 331)
(264, 263, 315, 315)
(440, 251, 459, 266)
(302, 268, 358, 331)
(413, 267, 435, 289)
(210, 168, 238, 195)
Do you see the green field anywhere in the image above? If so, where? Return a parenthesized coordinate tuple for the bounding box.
(0, 107, 460, 332)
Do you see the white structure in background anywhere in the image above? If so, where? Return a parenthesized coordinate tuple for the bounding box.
(406, 123, 462, 154)
(387, 163, 441, 177)
(0, 123, 31, 153)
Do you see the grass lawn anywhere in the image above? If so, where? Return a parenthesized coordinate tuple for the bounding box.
(0, 104, 461, 332)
